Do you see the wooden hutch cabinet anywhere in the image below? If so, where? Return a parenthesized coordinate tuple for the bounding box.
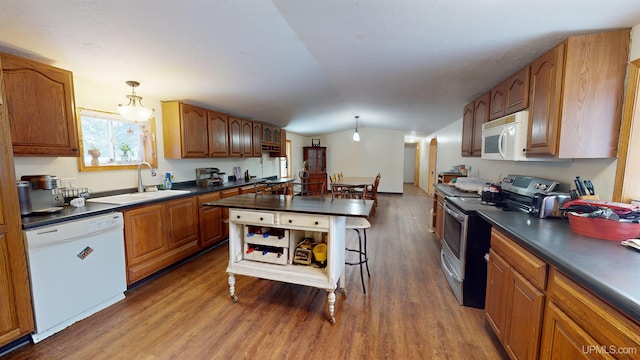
(0, 54, 35, 347)
(303, 146, 327, 190)
(1, 52, 79, 157)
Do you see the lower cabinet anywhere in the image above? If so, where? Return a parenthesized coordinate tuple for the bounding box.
(485, 228, 547, 360)
(198, 191, 224, 248)
(123, 196, 199, 285)
(540, 269, 640, 360)
(486, 228, 640, 360)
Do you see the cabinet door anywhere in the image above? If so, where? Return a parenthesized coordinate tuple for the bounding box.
(485, 249, 510, 342)
(228, 117, 242, 157)
(123, 204, 167, 283)
(434, 195, 444, 241)
(504, 268, 545, 360)
(241, 120, 253, 156)
(198, 192, 223, 248)
(490, 81, 507, 120)
(472, 92, 490, 156)
(278, 129, 286, 157)
(252, 122, 262, 157)
(540, 302, 605, 360)
(527, 44, 565, 157)
(0, 54, 35, 346)
(461, 102, 474, 156)
(220, 188, 239, 239)
(166, 197, 199, 249)
(262, 125, 273, 144)
(506, 66, 530, 114)
(181, 103, 208, 157)
(208, 110, 229, 157)
(2, 52, 79, 156)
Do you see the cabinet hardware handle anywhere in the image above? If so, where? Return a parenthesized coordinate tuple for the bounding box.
(314, 221, 319, 225)
(288, 220, 292, 223)
(260, 217, 264, 221)
(237, 215, 241, 219)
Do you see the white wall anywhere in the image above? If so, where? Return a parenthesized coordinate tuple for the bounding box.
(322, 127, 404, 193)
(631, 24, 640, 60)
(13, 76, 280, 192)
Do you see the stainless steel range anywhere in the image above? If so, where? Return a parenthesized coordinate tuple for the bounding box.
(440, 174, 562, 309)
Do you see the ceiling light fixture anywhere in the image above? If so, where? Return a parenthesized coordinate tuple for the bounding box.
(118, 81, 153, 122)
(352, 115, 360, 142)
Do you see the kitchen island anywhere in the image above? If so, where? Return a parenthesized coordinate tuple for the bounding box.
(205, 194, 373, 323)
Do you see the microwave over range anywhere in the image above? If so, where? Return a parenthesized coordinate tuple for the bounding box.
(481, 110, 529, 161)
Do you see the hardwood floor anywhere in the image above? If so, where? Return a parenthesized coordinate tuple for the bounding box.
(4, 185, 507, 360)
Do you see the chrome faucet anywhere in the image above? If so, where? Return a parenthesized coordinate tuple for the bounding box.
(137, 162, 157, 192)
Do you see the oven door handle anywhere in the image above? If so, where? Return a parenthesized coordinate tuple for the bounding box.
(444, 202, 465, 222)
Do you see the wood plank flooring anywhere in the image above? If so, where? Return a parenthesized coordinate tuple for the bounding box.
(4, 185, 508, 360)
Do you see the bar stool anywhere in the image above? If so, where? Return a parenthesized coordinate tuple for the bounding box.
(345, 216, 371, 294)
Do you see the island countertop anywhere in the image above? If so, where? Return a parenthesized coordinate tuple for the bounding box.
(205, 194, 373, 218)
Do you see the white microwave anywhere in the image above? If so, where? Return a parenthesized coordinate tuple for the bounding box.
(481, 110, 529, 161)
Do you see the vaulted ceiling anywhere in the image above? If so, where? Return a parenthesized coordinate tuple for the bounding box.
(1, 1, 640, 137)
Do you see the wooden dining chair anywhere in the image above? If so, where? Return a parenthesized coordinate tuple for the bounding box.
(331, 184, 371, 294)
(292, 182, 325, 197)
(366, 173, 381, 215)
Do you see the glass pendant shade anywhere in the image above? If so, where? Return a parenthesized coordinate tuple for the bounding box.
(352, 115, 361, 141)
(118, 81, 153, 122)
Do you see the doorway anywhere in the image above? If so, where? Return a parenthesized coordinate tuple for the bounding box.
(428, 138, 437, 196)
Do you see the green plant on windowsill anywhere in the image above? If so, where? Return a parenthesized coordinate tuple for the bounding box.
(119, 143, 132, 161)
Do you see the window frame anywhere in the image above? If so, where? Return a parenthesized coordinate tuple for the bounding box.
(76, 107, 158, 172)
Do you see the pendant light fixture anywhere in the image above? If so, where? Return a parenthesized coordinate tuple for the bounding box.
(352, 115, 361, 142)
(118, 81, 154, 122)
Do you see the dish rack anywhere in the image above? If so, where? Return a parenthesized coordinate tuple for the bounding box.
(57, 187, 91, 204)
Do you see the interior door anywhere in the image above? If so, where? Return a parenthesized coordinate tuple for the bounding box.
(428, 138, 437, 195)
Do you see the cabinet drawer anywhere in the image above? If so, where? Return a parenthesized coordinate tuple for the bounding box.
(221, 188, 240, 198)
(230, 209, 274, 225)
(280, 213, 329, 229)
(491, 228, 547, 290)
(546, 269, 640, 356)
(198, 191, 221, 207)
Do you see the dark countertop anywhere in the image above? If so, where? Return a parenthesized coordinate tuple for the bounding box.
(434, 183, 481, 198)
(205, 194, 373, 218)
(447, 196, 640, 324)
(21, 177, 294, 230)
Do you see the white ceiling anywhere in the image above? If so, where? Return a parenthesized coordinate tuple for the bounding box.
(1, 1, 640, 137)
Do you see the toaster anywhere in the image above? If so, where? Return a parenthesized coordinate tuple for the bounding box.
(530, 192, 572, 218)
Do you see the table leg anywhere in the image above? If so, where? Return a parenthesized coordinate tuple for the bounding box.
(228, 274, 238, 302)
(327, 290, 336, 324)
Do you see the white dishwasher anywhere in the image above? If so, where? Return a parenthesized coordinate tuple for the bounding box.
(23, 212, 127, 343)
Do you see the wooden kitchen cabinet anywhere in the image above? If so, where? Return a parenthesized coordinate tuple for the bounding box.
(461, 92, 490, 157)
(1, 52, 79, 157)
(220, 187, 240, 239)
(434, 191, 445, 241)
(0, 55, 35, 347)
(489, 81, 507, 120)
(485, 228, 547, 360)
(252, 122, 262, 156)
(162, 101, 230, 158)
(527, 29, 629, 158)
(540, 269, 640, 360)
(461, 102, 474, 156)
(198, 192, 224, 248)
(505, 65, 530, 115)
(276, 129, 286, 157)
(123, 197, 199, 285)
(208, 110, 229, 157)
(228, 117, 253, 157)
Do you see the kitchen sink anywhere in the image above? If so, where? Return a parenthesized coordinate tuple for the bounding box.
(86, 189, 191, 205)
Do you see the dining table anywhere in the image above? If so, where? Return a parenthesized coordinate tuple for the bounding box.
(330, 177, 375, 187)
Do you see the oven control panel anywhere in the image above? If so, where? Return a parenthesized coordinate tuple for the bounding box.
(500, 175, 560, 197)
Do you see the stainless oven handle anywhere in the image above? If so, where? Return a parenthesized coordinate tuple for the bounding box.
(444, 202, 465, 222)
(441, 250, 462, 282)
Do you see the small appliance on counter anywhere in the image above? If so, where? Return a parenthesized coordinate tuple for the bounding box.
(19, 175, 64, 215)
(530, 192, 572, 218)
(196, 168, 225, 187)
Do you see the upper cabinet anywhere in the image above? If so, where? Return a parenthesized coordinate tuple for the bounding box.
(489, 81, 507, 120)
(505, 66, 530, 114)
(228, 117, 255, 157)
(461, 102, 475, 156)
(163, 101, 227, 158)
(1, 52, 79, 156)
(252, 122, 262, 156)
(208, 110, 229, 157)
(527, 30, 629, 158)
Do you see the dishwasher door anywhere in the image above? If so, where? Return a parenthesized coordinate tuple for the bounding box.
(24, 212, 126, 343)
